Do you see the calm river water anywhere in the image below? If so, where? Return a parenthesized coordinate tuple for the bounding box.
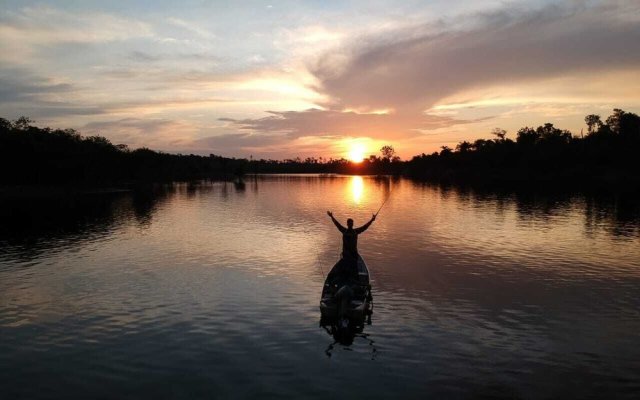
(1, 175, 639, 399)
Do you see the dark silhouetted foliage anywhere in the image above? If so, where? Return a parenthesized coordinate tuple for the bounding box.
(0, 117, 249, 185)
(406, 109, 640, 188)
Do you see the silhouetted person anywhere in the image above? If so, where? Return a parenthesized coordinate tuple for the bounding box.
(327, 211, 376, 261)
(326, 211, 376, 325)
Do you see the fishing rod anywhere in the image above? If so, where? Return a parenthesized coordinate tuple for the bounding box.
(306, 221, 326, 280)
(374, 186, 393, 217)
(374, 194, 390, 216)
(315, 242, 326, 280)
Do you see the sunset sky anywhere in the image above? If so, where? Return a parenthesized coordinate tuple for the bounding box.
(1, 0, 639, 159)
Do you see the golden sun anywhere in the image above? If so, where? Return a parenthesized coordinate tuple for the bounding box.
(348, 143, 366, 163)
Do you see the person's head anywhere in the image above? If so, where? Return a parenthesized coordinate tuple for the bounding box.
(347, 218, 354, 229)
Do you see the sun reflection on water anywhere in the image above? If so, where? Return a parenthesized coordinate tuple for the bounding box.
(351, 176, 364, 204)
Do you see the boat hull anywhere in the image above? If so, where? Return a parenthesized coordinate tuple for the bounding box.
(319, 256, 372, 321)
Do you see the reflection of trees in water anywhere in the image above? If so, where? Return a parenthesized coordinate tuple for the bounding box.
(186, 182, 198, 199)
(512, 191, 640, 237)
(0, 180, 263, 261)
(409, 181, 640, 238)
(583, 194, 640, 237)
(233, 179, 246, 193)
(0, 193, 125, 262)
(512, 192, 576, 221)
(251, 175, 259, 193)
(0, 185, 174, 260)
(220, 182, 229, 199)
(131, 185, 172, 228)
(371, 175, 398, 202)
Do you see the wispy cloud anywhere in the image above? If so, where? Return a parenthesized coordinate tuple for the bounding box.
(166, 17, 216, 40)
(0, 69, 73, 102)
(220, 108, 468, 140)
(194, 132, 286, 151)
(0, 6, 153, 63)
(0, 68, 107, 118)
(82, 117, 198, 148)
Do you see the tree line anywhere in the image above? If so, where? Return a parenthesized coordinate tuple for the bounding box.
(246, 145, 402, 175)
(406, 109, 640, 187)
(0, 117, 247, 185)
(1, 109, 638, 188)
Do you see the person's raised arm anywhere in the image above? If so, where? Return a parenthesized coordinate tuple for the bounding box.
(327, 211, 346, 233)
(355, 214, 376, 234)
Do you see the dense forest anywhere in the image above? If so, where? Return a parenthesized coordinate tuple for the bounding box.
(407, 109, 640, 188)
(0, 117, 247, 185)
(1, 108, 638, 188)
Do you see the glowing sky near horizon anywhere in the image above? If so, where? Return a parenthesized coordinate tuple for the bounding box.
(1, 0, 639, 159)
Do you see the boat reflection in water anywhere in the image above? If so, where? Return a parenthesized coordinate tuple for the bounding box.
(319, 255, 376, 358)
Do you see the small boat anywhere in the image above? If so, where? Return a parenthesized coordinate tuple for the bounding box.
(319, 255, 373, 322)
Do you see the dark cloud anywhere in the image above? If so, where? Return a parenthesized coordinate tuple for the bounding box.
(195, 132, 286, 149)
(4, 103, 106, 118)
(190, 131, 337, 158)
(127, 50, 221, 63)
(312, 1, 640, 111)
(0, 67, 234, 119)
(129, 50, 161, 62)
(0, 68, 107, 118)
(0, 69, 73, 103)
(83, 118, 179, 136)
(220, 108, 467, 139)
(80, 117, 201, 150)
